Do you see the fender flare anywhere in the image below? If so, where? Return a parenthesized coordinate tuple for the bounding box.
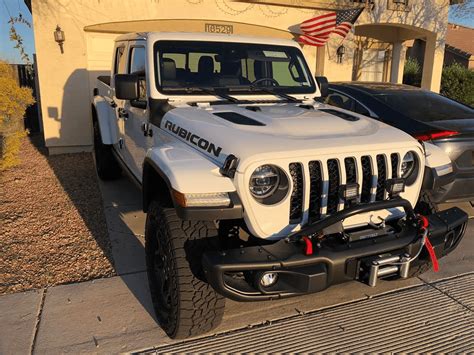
(422, 142, 455, 191)
(92, 96, 119, 145)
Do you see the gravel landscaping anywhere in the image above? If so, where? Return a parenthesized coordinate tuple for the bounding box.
(0, 135, 115, 295)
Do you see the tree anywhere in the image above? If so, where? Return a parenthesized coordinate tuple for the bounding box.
(440, 62, 474, 106)
(0, 61, 34, 170)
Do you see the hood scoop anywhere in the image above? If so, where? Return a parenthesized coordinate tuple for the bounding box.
(214, 112, 266, 126)
(318, 108, 360, 122)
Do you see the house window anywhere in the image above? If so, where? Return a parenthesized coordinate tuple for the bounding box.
(388, 0, 411, 11)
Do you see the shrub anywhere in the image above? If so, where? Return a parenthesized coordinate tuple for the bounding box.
(440, 62, 474, 106)
(403, 57, 422, 87)
(0, 60, 34, 171)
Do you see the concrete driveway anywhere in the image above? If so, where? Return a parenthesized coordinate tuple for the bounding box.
(1, 177, 473, 353)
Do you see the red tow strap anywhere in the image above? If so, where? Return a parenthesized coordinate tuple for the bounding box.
(424, 237, 439, 272)
(302, 236, 313, 256)
(418, 215, 439, 272)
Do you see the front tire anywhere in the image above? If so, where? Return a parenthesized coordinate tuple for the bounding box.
(145, 201, 225, 339)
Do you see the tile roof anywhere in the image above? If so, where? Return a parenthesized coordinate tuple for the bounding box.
(446, 23, 474, 56)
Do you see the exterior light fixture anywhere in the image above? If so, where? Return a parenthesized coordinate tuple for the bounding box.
(336, 44, 345, 63)
(54, 25, 65, 54)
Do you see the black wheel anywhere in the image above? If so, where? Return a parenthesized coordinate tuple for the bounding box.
(93, 120, 121, 180)
(145, 201, 225, 339)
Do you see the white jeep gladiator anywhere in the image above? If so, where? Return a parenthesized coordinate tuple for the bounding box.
(92, 32, 468, 339)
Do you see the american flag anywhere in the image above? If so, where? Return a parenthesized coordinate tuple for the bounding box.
(299, 8, 364, 47)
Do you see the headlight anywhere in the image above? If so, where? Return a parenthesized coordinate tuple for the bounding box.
(250, 165, 280, 198)
(249, 165, 289, 204)
(401, 151, 416, 178)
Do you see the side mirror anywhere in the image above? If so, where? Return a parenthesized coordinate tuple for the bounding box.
(315, 76, 329, 98)
(115, 74, 139, 100)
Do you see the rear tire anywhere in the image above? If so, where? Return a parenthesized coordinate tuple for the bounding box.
(93, 120, 121, 180)
(145, 201, 225, 339)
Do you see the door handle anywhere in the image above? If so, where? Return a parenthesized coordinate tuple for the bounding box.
(118, 108, 128, 119)
(142, 122, 153, 137)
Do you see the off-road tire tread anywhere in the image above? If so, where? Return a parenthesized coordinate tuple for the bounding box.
(146, 201, 225, 339)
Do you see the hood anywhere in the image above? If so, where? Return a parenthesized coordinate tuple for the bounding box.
(160, 102, 419, 169)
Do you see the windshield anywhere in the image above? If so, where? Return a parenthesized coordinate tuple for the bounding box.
(154, 40, 316, 95)
(374, 90, 474, 122)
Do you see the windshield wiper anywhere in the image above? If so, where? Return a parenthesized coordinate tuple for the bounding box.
(186, 87, 242, 103)
(249, 85, 300, 103)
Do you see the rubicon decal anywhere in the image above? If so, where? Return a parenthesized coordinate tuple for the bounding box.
(164, 120, 222, 158)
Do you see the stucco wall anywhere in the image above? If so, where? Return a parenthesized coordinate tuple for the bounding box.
(30, 0, 449, 152)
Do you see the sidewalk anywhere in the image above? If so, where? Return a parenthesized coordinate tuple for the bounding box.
(1, 176, 473, 353)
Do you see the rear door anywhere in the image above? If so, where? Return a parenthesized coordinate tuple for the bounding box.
(122, 42, 150, 180)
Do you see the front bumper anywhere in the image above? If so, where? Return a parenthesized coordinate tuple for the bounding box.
(203, 199, 468, 301)
(430, 173, 474, 203)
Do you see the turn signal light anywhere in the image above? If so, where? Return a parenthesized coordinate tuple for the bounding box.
(173, 190, 231, 207)
(414, 130, 459, 141)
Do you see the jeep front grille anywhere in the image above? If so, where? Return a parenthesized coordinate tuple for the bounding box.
(289, 153, 401, 224)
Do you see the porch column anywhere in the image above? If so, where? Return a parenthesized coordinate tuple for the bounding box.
(421, 36, 445, 93)
(390, 41, 405, 84)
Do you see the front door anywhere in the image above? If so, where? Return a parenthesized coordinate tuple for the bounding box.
(122, 42, 150, 181)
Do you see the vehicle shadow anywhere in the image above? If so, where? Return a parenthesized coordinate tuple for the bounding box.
(28, 133, 159, 324)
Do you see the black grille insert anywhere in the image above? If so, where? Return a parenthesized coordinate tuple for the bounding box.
(327, 159, 340, 215)
(344, 157, 357, 208)
(289, 163, 304, 223)
(376, 154, 387, 201)
(308, 161, 322, 221)
(391, 153, 399, 178)
(361, 156, 372, 203)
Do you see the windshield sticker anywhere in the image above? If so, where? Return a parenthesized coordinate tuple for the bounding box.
(262, 51, 288, 58)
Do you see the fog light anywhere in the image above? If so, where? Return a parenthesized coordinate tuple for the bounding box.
(385, 178, 405, 197)
(260, 272, 278, 288)
(339, 183, 359, 201)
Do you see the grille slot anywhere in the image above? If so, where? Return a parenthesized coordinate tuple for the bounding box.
(327, 159, 340, 215)
(344, 157, 357, 208)
(376, 154, 387, 201)
(308, 161, 323, 221)
(289, 163, 304, 223)
(391, 153, 399, 178)
(361, 156, 372, 203)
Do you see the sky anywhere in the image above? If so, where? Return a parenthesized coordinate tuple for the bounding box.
(1, 0, 34, 64)
(0, 0, 472, 64)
